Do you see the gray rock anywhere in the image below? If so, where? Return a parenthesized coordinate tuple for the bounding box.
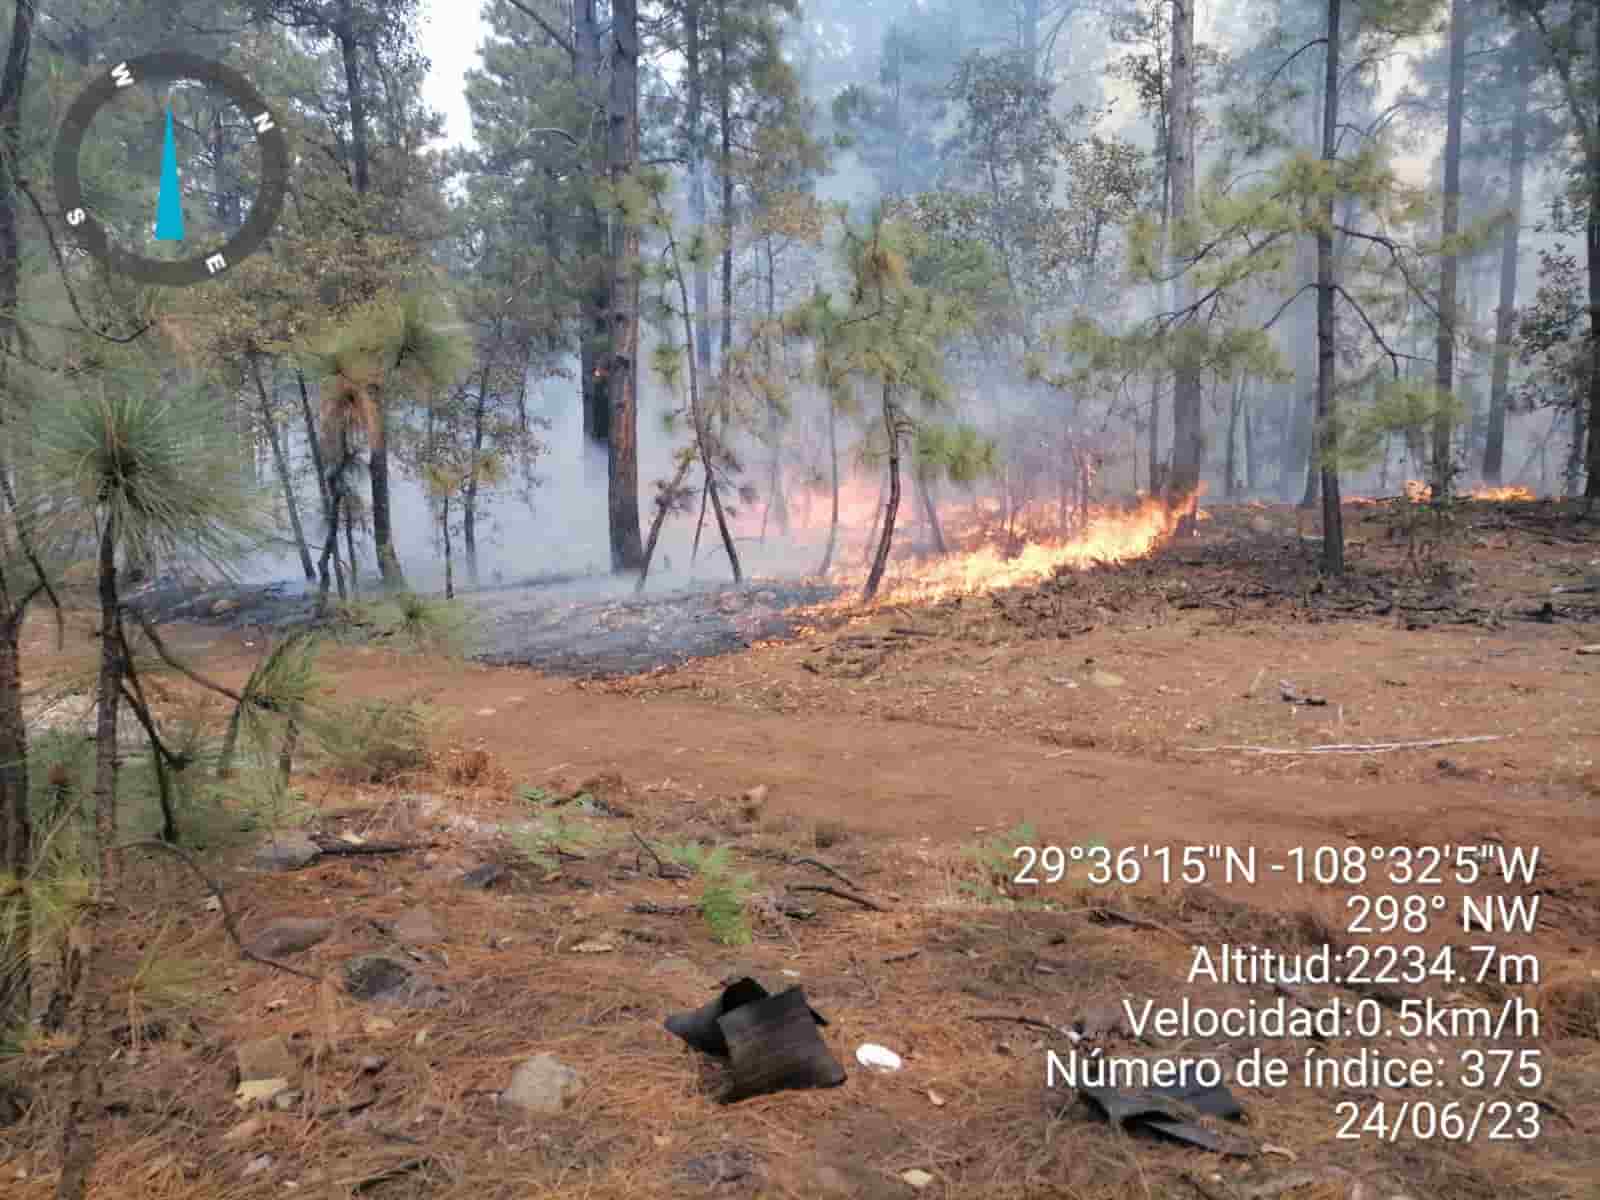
(236, 1035, 297, 1083)
(504, 1054, 582, 1116)
(342, 955, 448, 1009)
(254, 833, 321, 871)
(272, 1088, 303, 1111)
(246, 917, 334, 958)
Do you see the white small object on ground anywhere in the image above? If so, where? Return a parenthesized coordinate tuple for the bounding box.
(855, 1043, 903, 1072)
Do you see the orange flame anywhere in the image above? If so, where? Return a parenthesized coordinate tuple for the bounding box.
(833, 490, 1200, 606)
(1469, 484, 1535, 502)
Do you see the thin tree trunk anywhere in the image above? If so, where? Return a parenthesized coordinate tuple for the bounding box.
(250, 356, 315, 582)
(718, 0, 734, 375)
(1432, 0, 1468, 497)
(690, 476, 710, 569)
(296, 368, 331, 524)
(369, 404, 402, 589)
(863, 384, 902, 602)
(92, 515, 121, 889)
(685, 0, 713, 378)
(819, 385, 840, 575)
(1316, 0, 1345, 573)
(0, 0, 37, 353)
(636, 456, 695, 592)
(0, 614, 30, 1029)
(442, 493, 454, 600)
(1167, 0, 1203, 528)
(918, 471, 948, 554)
(464, 366, 489, 588)
(1225, 374, 1243, 497)
(1243, 391, 1258, 492)
(1567, 402, 1588, 498)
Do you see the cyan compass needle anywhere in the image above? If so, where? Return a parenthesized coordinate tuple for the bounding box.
(155, 106, 184, 241)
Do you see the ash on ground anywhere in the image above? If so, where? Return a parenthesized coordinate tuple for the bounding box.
(472, 580, 837, 675)
(125, 574, 838, 677)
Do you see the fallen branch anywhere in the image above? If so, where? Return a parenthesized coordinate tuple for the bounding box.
(346, 1157, 437, 1194)
(785, 883, 886, 912)
(882, 949, 921, 964)
(632, 830, 690, 878)
(628, 900, 697, 916)
(791, 856, 862, 892)
(311, 837, 438, 857)
(113, 840, 321, 983)
(1182, 734, 1506, 755)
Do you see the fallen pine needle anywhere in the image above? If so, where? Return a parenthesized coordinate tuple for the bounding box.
(1182, 734, 1506, 755)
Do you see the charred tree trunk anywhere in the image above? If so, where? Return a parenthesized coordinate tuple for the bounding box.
(577, 0, 610, 454)
(1483, 44, 1528, 489)
(92, 514, 121, 889)
(1225, 374, 1244, 497)
(863, 386, 903, 603)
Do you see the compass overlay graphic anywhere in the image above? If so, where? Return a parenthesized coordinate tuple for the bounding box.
(52, 51, 290, 288)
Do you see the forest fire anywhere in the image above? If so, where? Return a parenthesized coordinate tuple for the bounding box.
(808, 487, 1201, 606)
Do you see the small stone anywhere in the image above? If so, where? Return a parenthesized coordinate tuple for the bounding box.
(571, 940, 615, 954)
(504, 1054, 582, 1116)
(272, 1089, 302, 1111)
(359, 1055, 387, 1074)
(460, 863, 506, 890)
(235, 1078, 290, 1108)
(223, 1117, 265, 1143)
(253, 833, 320, 872)
(243, 1154, 272, 1177)
(236, 1036, 297, 1083)
(901, 1168, 935, 1189)
(246, 917, 334, 958)
(344, 955, 412, 1001)
(363, 1017, 397, 1036)
(1088, 669, 1124, 689)
(476, 707, 497, 716)
(927, 1090, 946, 1107)
(391, 906, 443, 945)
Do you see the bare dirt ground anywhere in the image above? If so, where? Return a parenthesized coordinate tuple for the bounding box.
(3, 498, 1599, 1200)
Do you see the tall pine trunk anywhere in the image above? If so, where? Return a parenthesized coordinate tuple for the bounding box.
(1316, 0, 1345, 572)
(1167, 0, 1204, 525)
(577, 0, 610, 454)
(1484, 41, 1528, 489)
(606, 0, 646, 569)
(1431, 0, 1468, 497)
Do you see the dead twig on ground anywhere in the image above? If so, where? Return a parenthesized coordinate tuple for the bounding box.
(791, 856, 862, 892)
(882, 949, 921, 964)
(1182, 734, 1506, 755)
(632, 829, 690, 878)
(311, 836, 439, 856)
(785, 883, 886, 912)
(1087, 907, 1188, 942)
